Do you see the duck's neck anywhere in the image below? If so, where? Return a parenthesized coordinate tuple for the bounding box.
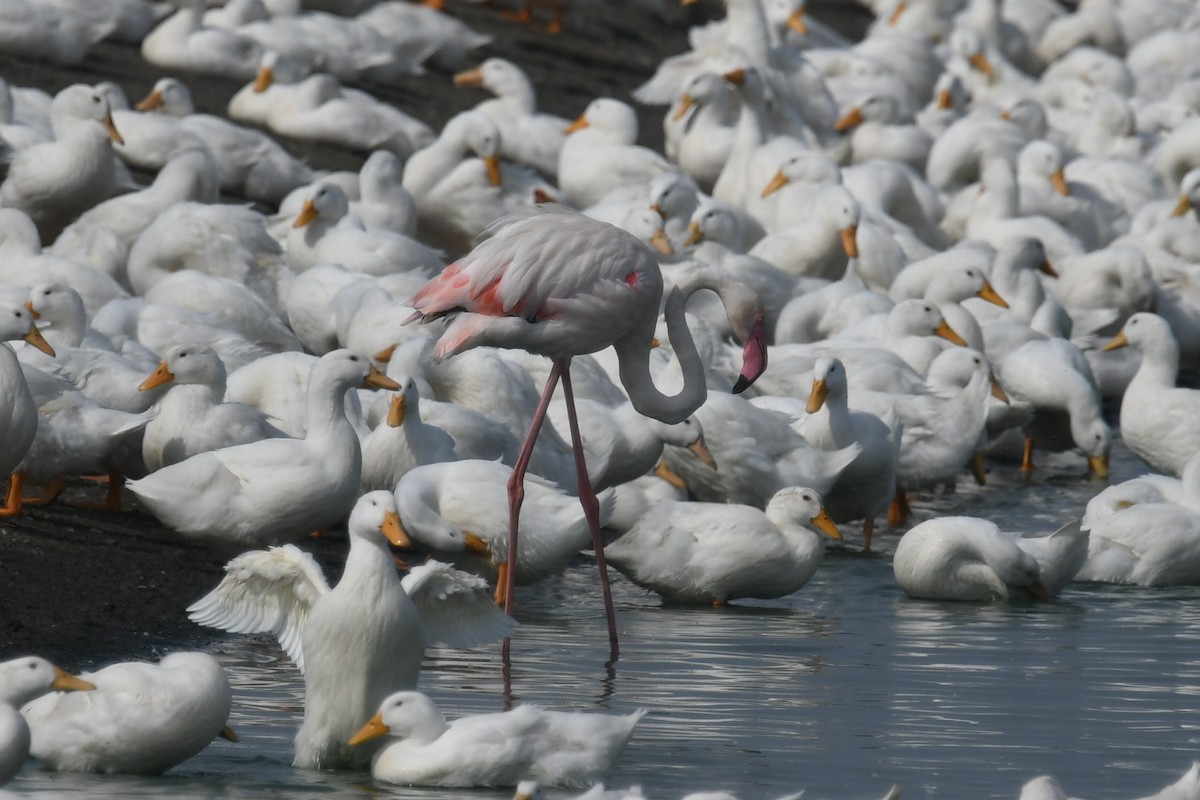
(818, 396, 854, 448)
(0, 343, 33, 408)
(1133, 332, 1179, 387)
(43, 308, 86, 350)
(726, 0, 773, 60)
(494, 77, 536, 114)
(339, 532, 399, 597)
(764, 505, 824, 559)
(304, 371, 359, 452)
(941, 368, 991, 425)
(160, 384, 221, 419)
(613, 402, 663, 464)
(402, 135, 471, 199)
(714, 84, 769, 203)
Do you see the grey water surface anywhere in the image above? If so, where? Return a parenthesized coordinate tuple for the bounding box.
(10, 442, 1200, 800)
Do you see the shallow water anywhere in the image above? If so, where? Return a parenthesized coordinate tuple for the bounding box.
(10, 442, 1200, 800)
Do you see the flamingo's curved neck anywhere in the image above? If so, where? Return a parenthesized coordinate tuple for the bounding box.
(614, 276, 726, 425)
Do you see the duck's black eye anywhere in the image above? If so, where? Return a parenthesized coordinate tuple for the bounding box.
(349, 355, 360, 362)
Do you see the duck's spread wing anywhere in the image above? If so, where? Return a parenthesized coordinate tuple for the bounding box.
(187, 544, 330, 672)
(401, 560, 517, 649)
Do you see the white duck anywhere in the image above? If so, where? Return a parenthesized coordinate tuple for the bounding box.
(550, 397, 716, 491)
(660, 391, 861, 509)
(357, 1, 492, 72)
(893, 517, 1088, 601)
(21, 652, 235, 775)
(142, 270, 302, 355)
(833, 92, 932, 172)
(996, 336, 1112, 477)
(0, 656, 93, 786)
(360, 376, 457, 492)
(922, 262, 1010, 352)
(227, 50, 302, 127)
(348, 150, 419, 237)
(965, 158, 1086, 266)
(265, 73, 431, 157)
(141, 0, 262, 79)
(0, 84, 125, 242)
(557, 98, 677, 209)
(94, 83, 202, 175)
(0, 304, 55, 517)
(126, 350, 399, 547)
(676, 202, 797, 337)
(748, 184, 861, 279)
(452, 57, 568, 178)
(21, 285, 163, 416)
(188, 491, 516, 770)
(139, 344, 283, 472)
(604, 486, 841, 605)
(1077, 501, 1200, 586)
(797, 357, 899, 551)
(402, 110, 550, 254)
(49, 149, 219, 264)
(393, 459, 609, 603)
(1101, 312, 1200, 476)
(134, 77, 316, 204)
(851, 347, 999, 526)
(349, 690, 644, 788)
(125, 202, 291, 312)
(287, 182, 443, 277)
(1083, 451, 1200, 531)
(664, 71, 740, 193)
(14, 382, 152, 512)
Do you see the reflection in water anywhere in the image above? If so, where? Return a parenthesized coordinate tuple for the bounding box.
(10, 445, 1200, 799)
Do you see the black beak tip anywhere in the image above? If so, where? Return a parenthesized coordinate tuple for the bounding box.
(732, 375, 752, 394)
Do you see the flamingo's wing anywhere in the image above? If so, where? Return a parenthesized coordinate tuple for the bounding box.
(186, 544, 330, 672)
(401, 559, 517, 649)
(409, 208, 652, 323)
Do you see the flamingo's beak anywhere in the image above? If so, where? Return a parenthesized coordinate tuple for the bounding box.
(732, 317, 767, 394)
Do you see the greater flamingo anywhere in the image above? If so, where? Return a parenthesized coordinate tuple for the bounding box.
(406, 207, 768, 655)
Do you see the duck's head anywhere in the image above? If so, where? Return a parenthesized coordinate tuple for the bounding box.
(0, 303, 54, 356)
(889, 300, 966, 346)
(767, 487, 841, 540)
(52, 84, 124, 145)
(26, 283, 84, 328)
(140, 344, 225, 392)
(806, 356, 848, 413)
(1102, 312, 1173, 355)
(392, 467, 491, 558)
(349, 691, 446, 746)
(0, 656, 94, 707)
(293, 183, 350, 229)
(136, 77, 193, 116)
(318, 349, 401, 394)
(350, 490, 411, 549)
(683, 202, 738, 250)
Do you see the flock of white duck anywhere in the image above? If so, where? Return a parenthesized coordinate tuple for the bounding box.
(3, 0, 1200, 795)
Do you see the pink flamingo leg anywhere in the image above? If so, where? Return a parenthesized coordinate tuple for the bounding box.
(560, 364, 620, 657)
(504, 358, 567, 618)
